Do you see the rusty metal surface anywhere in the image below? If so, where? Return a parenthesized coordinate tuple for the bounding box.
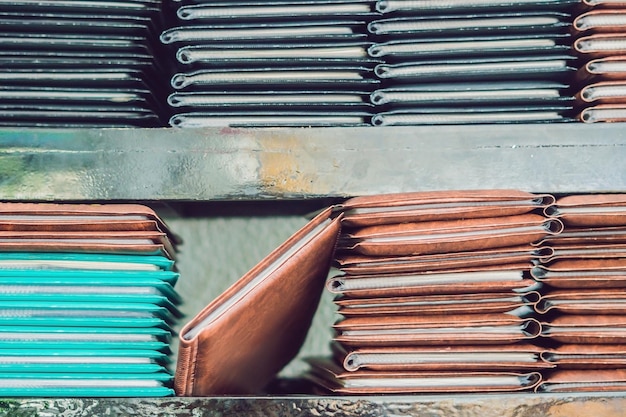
(1, 393, 626, 417)
(0, 124, 624, 203)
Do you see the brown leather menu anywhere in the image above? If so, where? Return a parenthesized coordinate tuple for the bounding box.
(541, 344, 626, 369)
(536, 289, 626, 314)
(335, 244, 541, 275)
(174, 207, 342, 396)
(575, 34, 626, 57)
(541, 315, 626, 344)
(0, 202, 179, 242)
(333, 313, 542, 347)
(306, 357, 543, 394)
(536, 225, 626, 246)
(335, 291, 540, 316)
(0, 230, 176, 258)
(551, 194, 626, 227)
(337, 214, 562, 257)
(335, 343, 551, 372)
(327, 265, 540, 298)
(574, 9, 626, 34)
(336, 189, 554, 227)
(578, 104, 626, 123)
(538, 369, 626, 393)
(577, 55, 626, 82)
(531, 258, 626, 288)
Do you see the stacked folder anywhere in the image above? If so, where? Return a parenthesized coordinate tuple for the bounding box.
(367, 0, 578, 125)
(0, 203, 181, 397)
(573, 2, 626, 122)
(0, 0, 167, 127)
(160, 0, 379, 127)
(533, 194, 626, 392)
(306, 190, 561, 394)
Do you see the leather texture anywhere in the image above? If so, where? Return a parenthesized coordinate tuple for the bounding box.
(335, 244, 540, 275)
(306, 357, 542, 394)
(542, 314, 626, 344)
(337, 189, 554, 227)
(338, 214, 561, 257)
(538, 369, 626, 392)
(553, 194, 626, 227)
(333, 313, 542, 347)
(174, 207, 342, 395)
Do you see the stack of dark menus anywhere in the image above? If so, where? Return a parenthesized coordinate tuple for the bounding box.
(160, 0, 379, 127)
(367, 0, 578, 125)
(0, 0, 167, 127)
(0, 203, 181, 397)
(533, 195, 626, 392)
(306, 190, 561, 394)
(573, 1, 626, 122)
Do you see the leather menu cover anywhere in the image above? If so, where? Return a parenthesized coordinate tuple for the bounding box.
(579, 104, 626, 123)
(327, 266, 539, 298)
(536, 289, 626, 314)
(338, 214, 562, 257)
(333, 313, 542, 347)
(335, 343, 551, 372)
(0, 202, 179, 243)
(541, 344, 626, 369)
(531, 259, 626, 288)
(551, 194, 626, 227)
(577, 81, 626, 105)
(538, 369, 626, 393)
(306, 357, 543, 394)
(174, 208, 341, 396)
(335, 291, 540, 316)
(335, 245, 541, 275)
(541, 315, 626, 344)
(575, 34, 626, 57)
(574, 10, 626, 34)
(577, 56, 626, 82)
(336, 189, 554, 227)
(537, 225, 626, 246)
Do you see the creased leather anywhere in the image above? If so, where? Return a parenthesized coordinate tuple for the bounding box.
(335, 244, 540, 275)
(0, 230, 176, 258)
(336, 189, 554, 227)
(174, 208, 342, 396)
(333, 313, 542, 347)
(541, 344, 626, 369)
(336, 343, 551, 372)
(538, 369, 626, 392)
(541, 315, 626, 344)
(336, 291, 539, 316)
(338, 214, 561, 257)
(531, 259, 626, 288)
(306, 357, 542, 394)
(327, 265, 538, 298)
(553, 194, 626, 227)
(536, 289, 626, 314)
(0, 202, 180, 244)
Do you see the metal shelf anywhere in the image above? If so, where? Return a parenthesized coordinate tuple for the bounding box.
(0, 124, 624, 208)
(1, 392, 625, 417)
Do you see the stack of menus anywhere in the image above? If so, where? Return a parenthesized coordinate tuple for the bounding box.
(0, 203, 181, 397)
(533, 195, 626, 392)
(0, 0, 168, 127)
(307, 190, 561, 394)
(367, 0, 579, 125)
(573, 1, 626, 122)
(160, 0, 379, 127)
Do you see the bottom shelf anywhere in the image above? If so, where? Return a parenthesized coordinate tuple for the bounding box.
(3, 393, 625, 417)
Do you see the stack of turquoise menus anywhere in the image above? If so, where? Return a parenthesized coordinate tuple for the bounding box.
(0, 203, 181, 397)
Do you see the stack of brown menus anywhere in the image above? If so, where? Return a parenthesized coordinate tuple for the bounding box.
(0, 203, 181, 397)
(534, 194, 626, 392)
(306, 190, 562, 394)
(573, 1, 626, 122)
